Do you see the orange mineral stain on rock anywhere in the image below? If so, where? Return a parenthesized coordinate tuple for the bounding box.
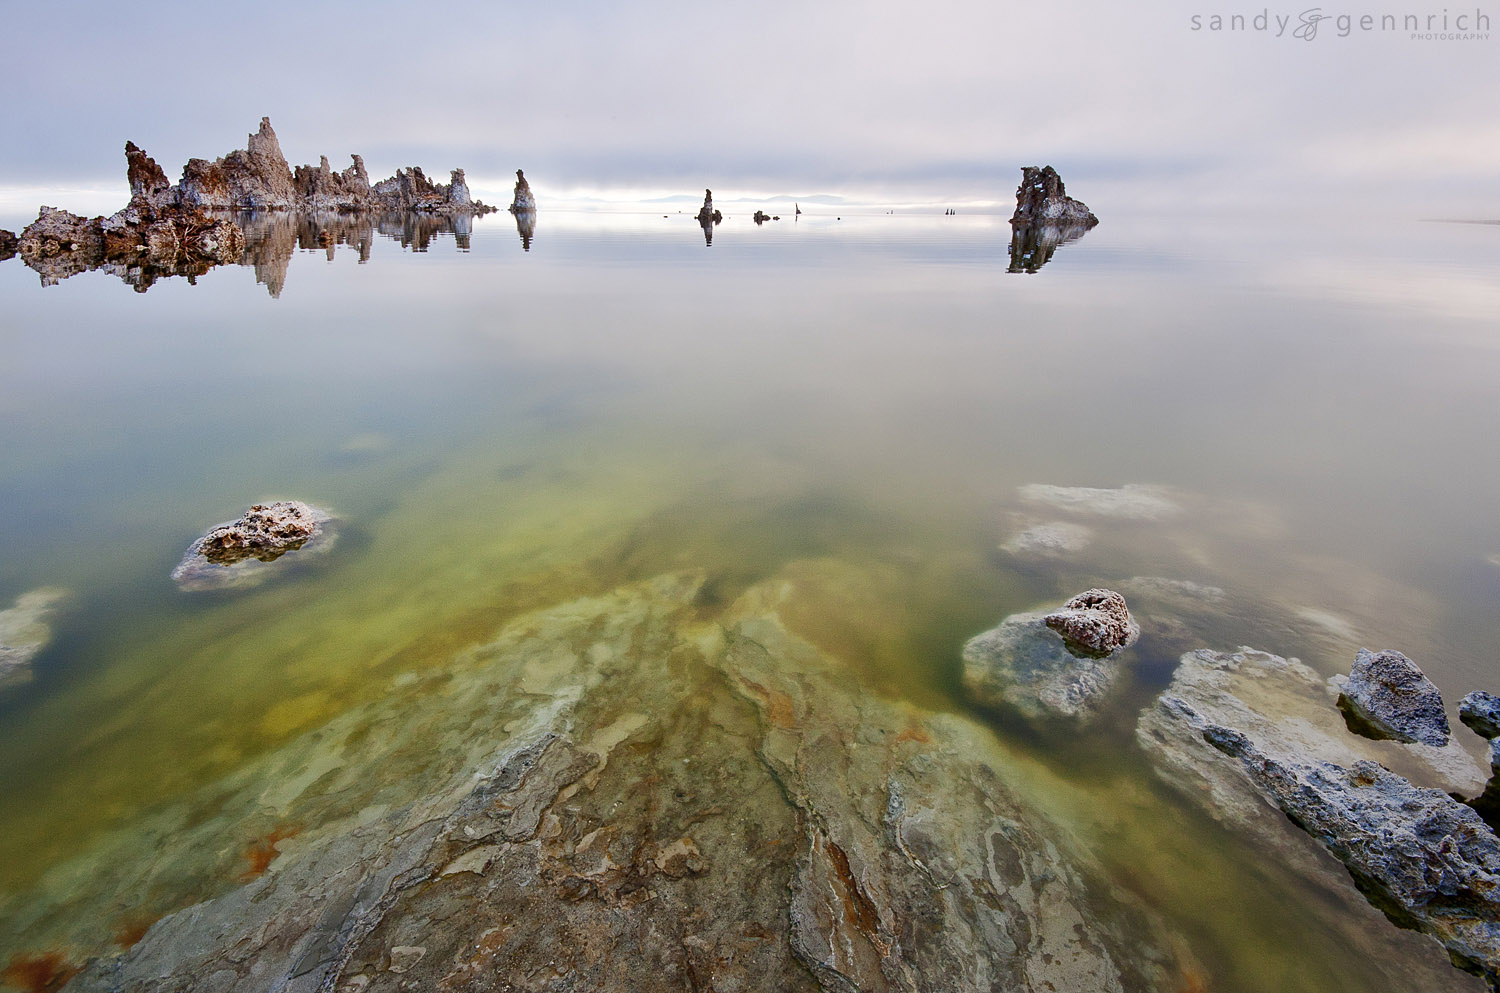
(740, 679, 798, 729)
(238, 824, 302, 882)
(894, 723, 931, 745)
(113, 911, 163, 950)
(1, 952, 82, 993)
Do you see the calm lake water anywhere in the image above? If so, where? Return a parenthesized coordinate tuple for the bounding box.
(2, 202, 1498, 990)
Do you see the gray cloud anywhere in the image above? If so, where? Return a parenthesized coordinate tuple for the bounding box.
(1, 0, 1495, 213)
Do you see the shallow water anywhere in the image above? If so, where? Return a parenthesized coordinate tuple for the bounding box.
(1, 203, 1498, 989)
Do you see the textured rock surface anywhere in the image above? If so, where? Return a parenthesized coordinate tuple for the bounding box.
(962, 604, 1134, 720)
(1018, 483, 1181, 520)
(1208, 733, 1500, 988)
(171, 502, 335, 592)
(17, 117, 494, 288)
(40, 569, 1188, 993)
(1138, 647, 1494, 990)
(508, 168, 536, 212)
(1010, 166, 1098, 227)
(0, 228, 17, 260)
(1462, 692, 1500, 741)
(1334, 648, 1451, 746)
(0, 588, 68, 689)
(1044, 588, 1139, 655)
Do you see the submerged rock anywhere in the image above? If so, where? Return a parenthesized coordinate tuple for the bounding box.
(1462, 692, 1500, 741)
(0, 588, 68, 689)
(1334, 648, 1451, 747)
(1044, 588, 1139, 655)
(1138, 647, 1494, 989)
(508, 169, 536, 212)
(1000, 520, 1093, 556)
(1010, 165, 1098, 227)
(1018, 482, 1182, 520)
(50, 569, 1190, 993)
(172, 501, 335, 592)
(962, 592, 1138, 720)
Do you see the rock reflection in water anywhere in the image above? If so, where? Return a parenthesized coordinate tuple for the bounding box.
(1008, 222, 1094, 274)
(233, 212, 473, 297)
(513, 209, 536, 251)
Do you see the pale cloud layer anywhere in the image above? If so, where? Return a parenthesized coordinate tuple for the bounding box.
(1, 0, 1495, 213)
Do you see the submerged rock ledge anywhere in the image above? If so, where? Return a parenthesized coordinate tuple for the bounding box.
(27, 568, 1191, 993)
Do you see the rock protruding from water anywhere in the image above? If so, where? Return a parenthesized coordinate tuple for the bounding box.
(172, 501, 336, 592)
(1462, 692, 1500, 741)
(1334, 648, 1451, 746)
(1210, 730, 1500, 988)
(696, 189, 722, 225)
(963, 590, 1139, 720)
(509, 169, 536, 212)
(0, 228, 17, 260)
(0, 588, 68, 690)
(1044, 588, 1139, 655)
(1139, 647, 1495, 990)
(178, 117, 299, 210)
(1010, 166, 1098, 227)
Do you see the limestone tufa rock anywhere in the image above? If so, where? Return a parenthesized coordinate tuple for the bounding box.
(696, 189, 722, 225)
(509, 169, 536, 212)
(1044, 588, 1139, 655)
(0, 228, 17, 260)
(1461, 692, 1500, 741)
(172, 501, 337, 591)
(1010, 166, 1098, 227)
(962, 589, 1139, 721)
(194, 501, 322, 565)
(1335, 648, 1451, 747)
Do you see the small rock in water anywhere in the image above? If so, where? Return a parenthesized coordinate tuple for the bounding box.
(1001, 521, 1093, 556)
(1334, 648, 1450, 747)
(0, 228, 18, 260)
(1044, 588, 1139, 655)
(172, 501, 336, 592)
(962, 589, 1137, 720)
(1460, 691, 1500, 741)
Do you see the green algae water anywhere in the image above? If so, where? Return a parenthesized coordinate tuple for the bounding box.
(2, 205, 1499, 991)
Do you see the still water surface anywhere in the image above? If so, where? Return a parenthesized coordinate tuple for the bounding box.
(1, 203, 1498, 990)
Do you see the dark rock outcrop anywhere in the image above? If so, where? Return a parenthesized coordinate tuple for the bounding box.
(1044, 588, 1139, 655)
(1334, 648, 1451, 747)
(963, 589, 1139, 720)
(508, 169, 536, 212)
(1139, 647, 1494, 991)
(0, 228, 16, 260)
(1010, 166, 1097, 228)
(177, 117, 299, 210)
(696, 189, 722, 225)
(172, 501, 336, 591)
(1462, 692, 1500, 741)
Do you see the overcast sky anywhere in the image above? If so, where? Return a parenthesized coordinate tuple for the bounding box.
(1, 0, 1495, 213)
